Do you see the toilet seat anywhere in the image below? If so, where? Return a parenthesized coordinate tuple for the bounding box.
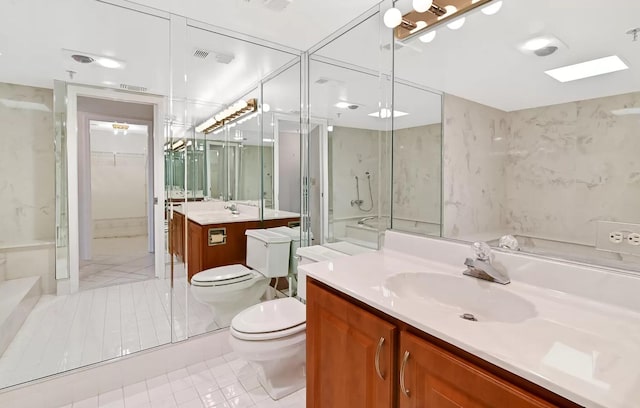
(191, 264, 254, 287)
(230, 297, 306, 341)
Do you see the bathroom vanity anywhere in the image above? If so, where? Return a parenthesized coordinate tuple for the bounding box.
(170, 204, 299, 280)
(302, 231, 640, 408)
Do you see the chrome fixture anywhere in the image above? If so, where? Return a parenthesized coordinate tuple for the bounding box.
(357, 216, 376, 225)
(350, 172, 373, 212)
(498, 235, 519, 251)
(463, 241, 510, 284)
(224, 203, 240, 215)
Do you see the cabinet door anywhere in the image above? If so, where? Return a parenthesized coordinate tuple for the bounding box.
(307, 280, 396, 408)
(398, 331, 555, 408)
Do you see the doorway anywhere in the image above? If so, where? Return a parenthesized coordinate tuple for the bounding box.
(62, 85, 166, 294)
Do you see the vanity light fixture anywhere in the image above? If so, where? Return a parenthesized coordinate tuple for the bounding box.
(545, 55, 629, 83)
(112, 122, 129, 135)
(195, 98, 258, 134)
(172, 140, 185, 150)
(419, 30, 437, 43)
(368, 108, 409, 118)
(386, 0, 499, 40)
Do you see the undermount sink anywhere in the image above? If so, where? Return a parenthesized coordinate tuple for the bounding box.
(384, 272, 537, 323)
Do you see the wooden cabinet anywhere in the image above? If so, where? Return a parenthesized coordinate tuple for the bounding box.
(169, 211, 300, 281)
(398, 331, 554, 408)
(307, 280, 396, 408)
(307, 279, 582, 408)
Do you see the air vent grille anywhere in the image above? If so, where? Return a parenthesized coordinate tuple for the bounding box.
(193, 49, 210, 59)
(120, 83, 147, 93)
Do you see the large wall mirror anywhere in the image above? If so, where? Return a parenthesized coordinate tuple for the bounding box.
(393, 0, 640, 272)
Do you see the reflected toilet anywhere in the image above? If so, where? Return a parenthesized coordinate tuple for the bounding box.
(190, 229, 291, 326)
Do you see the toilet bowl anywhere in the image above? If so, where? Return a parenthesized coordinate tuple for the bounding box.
(190, 229, 291, 327)
(229, 297, 306, 400)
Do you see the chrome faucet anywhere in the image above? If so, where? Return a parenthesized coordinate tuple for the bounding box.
(224, 203, 239, 215)
(463, 242, 510, 285)
(357, 216, 376, 225)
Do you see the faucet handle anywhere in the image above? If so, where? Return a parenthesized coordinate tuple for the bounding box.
(472, 241, 492, 261)
(498, 235, 519, 251)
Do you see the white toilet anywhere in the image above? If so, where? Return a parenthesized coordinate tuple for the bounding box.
(229, 297, 306, 400)
(190, 229, 291, 326)
(229, 243, 349, 401)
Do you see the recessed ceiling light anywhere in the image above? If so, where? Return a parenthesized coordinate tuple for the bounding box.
(97, 57, 123, 69)
(368, 108, 409, 118)
(545, 55, 629, 83)
(335, 102, 351, 109)
(522, 37, 552, 51)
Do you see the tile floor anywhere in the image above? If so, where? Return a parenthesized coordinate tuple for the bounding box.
(0, 261, 219, 389)
(55, 352, 306, 408)
(80, 237, 156, 291)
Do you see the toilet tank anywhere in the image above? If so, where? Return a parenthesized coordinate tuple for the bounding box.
(245, 229, 291, 278)
(267, 226, 301, 276)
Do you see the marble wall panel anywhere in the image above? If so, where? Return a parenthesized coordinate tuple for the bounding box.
(0, 83, 54, 244)
(442, 94, 510, 239)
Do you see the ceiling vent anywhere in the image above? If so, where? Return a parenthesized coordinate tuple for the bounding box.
(263, 0, 293, 12)
(120, 83, 147, 93)
(193, 48, 235, 64)
(193, 48, 210, 59)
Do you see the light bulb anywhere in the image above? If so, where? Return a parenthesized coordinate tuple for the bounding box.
(419, 30, 437, 43)
(481, 1, 503, 15)
(383, 8, 402, 28)
(438, 5, 457, 20)
(262, 103, 271, 112)
(410, 21, 427, 34)
(447, 17, 465, 30)
(327, 125, 334, 132)
(412, 0, 433, 13)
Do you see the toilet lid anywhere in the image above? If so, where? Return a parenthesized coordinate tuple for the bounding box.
(191, 264, 252, 286)
(231, 297, 305, 340)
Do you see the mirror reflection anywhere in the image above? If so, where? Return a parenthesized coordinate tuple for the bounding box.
(394, 0, 640, 271)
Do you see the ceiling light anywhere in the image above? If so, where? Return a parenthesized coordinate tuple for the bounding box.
(447, 17, 465, 30)
(481, 1, 503, 15)
(545, 55, 629, 83)
(96, 57, 122, 69)
(262, 103, 271, 112)
(419, 30, 437, 43)
(410, 21, 428, 34)
(327, 125, 334, 132)
(413, 0, 433, 13)
(335, 102, 351, 109)
(438, 5, 457, 20)
(383, 7, 403, 28)
(196, 98, 258, 134)
(611, 108, 640, 116)
(368, 108, 409, 118)
(522, 37, 552, 51)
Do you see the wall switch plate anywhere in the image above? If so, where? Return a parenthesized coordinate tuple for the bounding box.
(596, 221, 640, 255)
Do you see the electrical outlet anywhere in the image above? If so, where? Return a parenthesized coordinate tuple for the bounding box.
(628, 233, 640, 246)
(609, 231, 624, 244)
(596, 221, 640, 256)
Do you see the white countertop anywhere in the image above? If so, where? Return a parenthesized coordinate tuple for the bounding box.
(174, 203, 299, 226)
(301, 238, 640, 408)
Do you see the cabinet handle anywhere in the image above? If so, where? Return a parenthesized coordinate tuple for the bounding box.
(400, 350, 410, 397)
(374, 337, 385, 380)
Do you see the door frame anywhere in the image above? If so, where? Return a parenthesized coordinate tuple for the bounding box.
(62, 85, 166, 294)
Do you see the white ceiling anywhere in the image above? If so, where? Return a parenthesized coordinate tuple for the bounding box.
(321, 0, 640, 112)
(126, 0, 384, 51)
(2, 0, 637, 131)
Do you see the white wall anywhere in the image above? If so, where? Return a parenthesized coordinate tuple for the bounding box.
(0, 83, 54, 244)
(90, 128, 148, 238)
